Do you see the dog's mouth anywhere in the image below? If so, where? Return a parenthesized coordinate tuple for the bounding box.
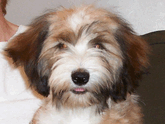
(72, 88, 87, 94)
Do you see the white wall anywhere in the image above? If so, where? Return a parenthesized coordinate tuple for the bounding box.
(6, 0, 165, 35)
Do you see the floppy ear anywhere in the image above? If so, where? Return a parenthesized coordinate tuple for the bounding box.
(5, 14, 51, 97)
(111, 20, 149, 102)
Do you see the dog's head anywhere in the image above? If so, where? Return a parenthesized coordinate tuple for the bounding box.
(6, 5, 149, 109)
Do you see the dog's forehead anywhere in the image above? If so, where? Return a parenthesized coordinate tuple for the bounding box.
(64, 6, 118, 34)
(48, 6, 119, 40)
(74, 33, 97, 54)
(67, 9, 91, 32)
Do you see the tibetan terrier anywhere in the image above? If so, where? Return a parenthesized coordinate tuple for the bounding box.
(6, 5, 149, 124)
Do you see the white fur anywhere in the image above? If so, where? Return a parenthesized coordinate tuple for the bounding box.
(37, 105, 102, 124)
(68, 8, 91, 33)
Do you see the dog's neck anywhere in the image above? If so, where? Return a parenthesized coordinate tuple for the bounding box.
(38, 103, 104, 124)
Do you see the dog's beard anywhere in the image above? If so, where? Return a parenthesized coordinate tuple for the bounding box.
(51, 84, 111, 112)
(52, 89, 99, 108)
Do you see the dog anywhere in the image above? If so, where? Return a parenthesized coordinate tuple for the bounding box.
(6, 5, 149, 124)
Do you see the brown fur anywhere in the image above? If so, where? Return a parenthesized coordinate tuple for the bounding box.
(100, 95, 143, 124)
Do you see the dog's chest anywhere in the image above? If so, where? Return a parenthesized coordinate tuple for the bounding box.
(38, 107, 102, 124)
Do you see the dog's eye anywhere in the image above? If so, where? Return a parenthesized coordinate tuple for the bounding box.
(95, 44, 100, 49)
(94, 44, 104, 49)
(58, 43, 67, 49)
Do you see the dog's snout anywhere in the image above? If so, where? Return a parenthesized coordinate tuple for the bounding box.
(71, 70, 90, 86)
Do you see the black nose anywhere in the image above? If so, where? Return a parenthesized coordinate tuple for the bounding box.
(71, 70, 90, 86)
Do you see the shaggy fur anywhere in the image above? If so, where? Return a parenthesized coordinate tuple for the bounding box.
(6, 5, 149, 124)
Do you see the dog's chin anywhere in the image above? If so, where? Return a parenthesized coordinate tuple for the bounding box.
(71, 87, 87, 94)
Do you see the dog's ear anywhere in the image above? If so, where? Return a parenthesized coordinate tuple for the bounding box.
(5, 14, 51, 97)
(111, 21, 149, 102)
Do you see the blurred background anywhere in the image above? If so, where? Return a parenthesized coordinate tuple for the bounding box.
(6, 0, 165, 35)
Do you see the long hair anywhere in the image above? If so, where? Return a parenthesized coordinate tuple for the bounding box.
(1, 0, 8, 15)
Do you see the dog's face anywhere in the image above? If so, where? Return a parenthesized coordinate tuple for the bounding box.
(6, 6, 149, 110)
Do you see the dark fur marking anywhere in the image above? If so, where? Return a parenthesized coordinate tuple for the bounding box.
(5, 14, 51, 97)
(112, 21, 146, 102)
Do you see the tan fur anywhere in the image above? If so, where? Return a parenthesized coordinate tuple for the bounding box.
(100, 94, 143, 124)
